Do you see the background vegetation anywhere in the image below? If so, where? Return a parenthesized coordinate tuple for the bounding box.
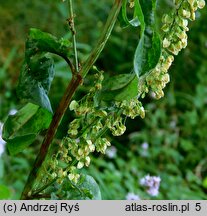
(0, 0, 207, 199)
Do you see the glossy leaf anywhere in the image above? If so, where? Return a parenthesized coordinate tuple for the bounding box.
(102, 73, 135, 91)
(17, 55, 55, 112)
(119, 0, 140, 27)
(25, 28, 71, 60)
(133, 0, 161, 77)
(97, 74, 138, 102)
(78, 174, 102, 200)
(66, 174, 101, 200)
(2, 103, 52, 155)
(17, 28, 72, 112)
(134, 0, 145, 33)
(58, 174, 101, 200)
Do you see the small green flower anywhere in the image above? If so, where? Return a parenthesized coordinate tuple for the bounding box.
(69, 100, 79, 111)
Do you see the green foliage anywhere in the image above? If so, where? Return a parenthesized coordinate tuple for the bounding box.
(0, 0, 206, 201)
(25, 28, 71, 60)
(133, 0, 161, 77)
(97, 74, 138, 101)
(0, 148, 36, 199)
(17, 28, 72, 113)
(119, 0, 140, 27)
(50, 174, 101, 200)
(119, 0, 161, 78)
(102, 74, 135, 91)
(78, 174, 102, 200)
(3, 103, 52, 155)
(66, 174, 101, 200)
(18, 56, 55, 112)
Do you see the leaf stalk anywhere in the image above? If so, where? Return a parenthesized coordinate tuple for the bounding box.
(20, 0, 122, 199)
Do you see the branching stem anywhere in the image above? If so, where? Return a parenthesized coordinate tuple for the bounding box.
(20, 0, 122, 200)
(80, 0, 123, 78)
(21, 74, 82, 199)
(67, 0, 79, 73)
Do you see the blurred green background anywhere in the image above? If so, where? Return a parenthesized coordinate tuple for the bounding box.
(0, 0, 207, 199)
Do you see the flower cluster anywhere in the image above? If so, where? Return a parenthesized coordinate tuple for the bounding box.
(140, 175, 161, 197)
(43, 0, 205, 189)
(55, 71, 149, 184)
(141, 0, 205, 99)
(129, 0, 135, 8)
(126, 192, 140, 200)
(68, 166, 80, 184)
(145, 53, 174, 99)
(47, 71, 113, 184)
(69, 71, 104, 117)
(67, 138, 95, 168)
(95, 138, 111, 154)
(162, 0, 205, 56)
(115, 98, 145, 119)
(106, 116, 126, 136)
(59, 70, 148, 184)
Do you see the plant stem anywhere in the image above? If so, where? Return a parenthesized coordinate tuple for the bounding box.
(80, 0, 123, 78)
(57, 53, 75, 74)
(29, 194, 51, 200)
(68, 0, 79, 73)
(20, 74, 82, 199)
(32, 177, 58, 197)
(20, 0, 122, 200)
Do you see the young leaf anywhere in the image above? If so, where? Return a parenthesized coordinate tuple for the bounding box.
(133, 0, 161, 77)
(2, 103, 52, 155)
(17, 28, 72, 112)
(102, 73, 135, 91)
(134, 0, 145, 33)
(25, 28, 71, 60)
(119, 0, 140, 27)
(97, 74, 138, 102)
(17, 55, 55, 113)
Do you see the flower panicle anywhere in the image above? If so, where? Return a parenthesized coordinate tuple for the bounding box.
(142, 0, 205, 99)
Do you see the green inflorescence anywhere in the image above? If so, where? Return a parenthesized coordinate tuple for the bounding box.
(48, 0, 205, 186)
(140, 0, 205, 99)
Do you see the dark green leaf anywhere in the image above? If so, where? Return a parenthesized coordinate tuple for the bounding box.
(134, 0, 145, 33)
(133, 0, 161, 77)
(25, 28, 71, 60)
(97, 74, 138, 102)
(78, 174, 101, 200)
(58, 174, 101, 200)
(17, 55, 55, 112)
(3, 103, 52, 155)
(18, 28, 72, 112)
(103, 73, 135, 91)
(0, 184, 11, 199)
(6, 135, 37, 156)
(134, 31, 161, 76)
(119, 0, 140, 27)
